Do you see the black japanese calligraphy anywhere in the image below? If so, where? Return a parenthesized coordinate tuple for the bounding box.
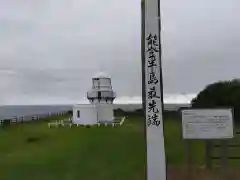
(148, 72, 158, 84)
(148, 99, 159, 113)
(148, 113, 158, 121)
(146, 33, 159, 52)
(148, 86, 160, 99)
(148, 51, 157, 67)
(148, 114, 161, 127)
(148, 58, 157, 68)
(146, 33, 161, 128)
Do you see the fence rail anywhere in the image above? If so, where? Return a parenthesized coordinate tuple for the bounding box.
(206, 131, 240, 170)
(0, 111, 69, 126)
(48, 116, 126, 128)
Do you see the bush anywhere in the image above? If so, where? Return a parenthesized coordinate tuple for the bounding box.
(191, 79, 240, 122)
(114, 108, 181, 120)
(67, 110, 73, 115)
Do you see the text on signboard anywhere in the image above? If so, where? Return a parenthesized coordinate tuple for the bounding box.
(146, 33, 161, 127)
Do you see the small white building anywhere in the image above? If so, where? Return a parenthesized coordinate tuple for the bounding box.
(72, 72, 116, 125)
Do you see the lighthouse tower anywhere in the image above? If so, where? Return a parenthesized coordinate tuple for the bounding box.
(72, 72, 116, 125)
(87, 72, 116, 104)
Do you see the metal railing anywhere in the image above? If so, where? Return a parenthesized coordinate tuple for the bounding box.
(87, 91, 116, 99)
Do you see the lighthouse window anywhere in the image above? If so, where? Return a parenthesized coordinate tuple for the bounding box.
(77, 110, 80, 118)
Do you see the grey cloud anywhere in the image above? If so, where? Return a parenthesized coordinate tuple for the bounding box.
(0, 0, 239, 104)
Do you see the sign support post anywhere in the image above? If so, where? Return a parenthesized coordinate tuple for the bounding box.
(141, 0, 167, 180)
(221, 140, 229, 180)
(186, 140, 194, 180)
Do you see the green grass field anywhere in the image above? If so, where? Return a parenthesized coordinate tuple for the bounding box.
(0, 115, 239, 180)
(0, 116, 145, 180)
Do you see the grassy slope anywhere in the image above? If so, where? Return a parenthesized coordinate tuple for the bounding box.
(164, 118, 205, 167)
(0, 116, 145, 180)
(1, 115, 238, 180)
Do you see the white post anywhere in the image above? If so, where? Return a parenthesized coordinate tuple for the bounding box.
(142, 0, 167, 179)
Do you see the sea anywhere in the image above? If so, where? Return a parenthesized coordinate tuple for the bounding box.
(0, 103, 190, 120)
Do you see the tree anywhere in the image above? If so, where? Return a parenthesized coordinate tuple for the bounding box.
(191, 79, 240, 122)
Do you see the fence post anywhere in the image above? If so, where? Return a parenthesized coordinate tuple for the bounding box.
(221, 140, 229, 180)
(205, 140, 213, 170)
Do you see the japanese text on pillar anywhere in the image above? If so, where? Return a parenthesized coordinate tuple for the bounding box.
(146, 33, 161, 127)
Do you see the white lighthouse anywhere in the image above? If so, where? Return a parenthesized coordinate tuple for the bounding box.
(72, 72, 116, 125)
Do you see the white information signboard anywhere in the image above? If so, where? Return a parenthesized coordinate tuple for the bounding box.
(144, 0, 167, 180)
(182, 109, 234, 139)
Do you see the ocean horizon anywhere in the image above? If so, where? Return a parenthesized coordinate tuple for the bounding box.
(2, 93, 196, 106)
(0, 103, 191, 119)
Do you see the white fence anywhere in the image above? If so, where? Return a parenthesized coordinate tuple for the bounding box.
(48, 116, 126, 128)
(0, 111, 69, 126)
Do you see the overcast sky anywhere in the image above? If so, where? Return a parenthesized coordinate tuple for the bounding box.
(0, 0, 239, 105)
